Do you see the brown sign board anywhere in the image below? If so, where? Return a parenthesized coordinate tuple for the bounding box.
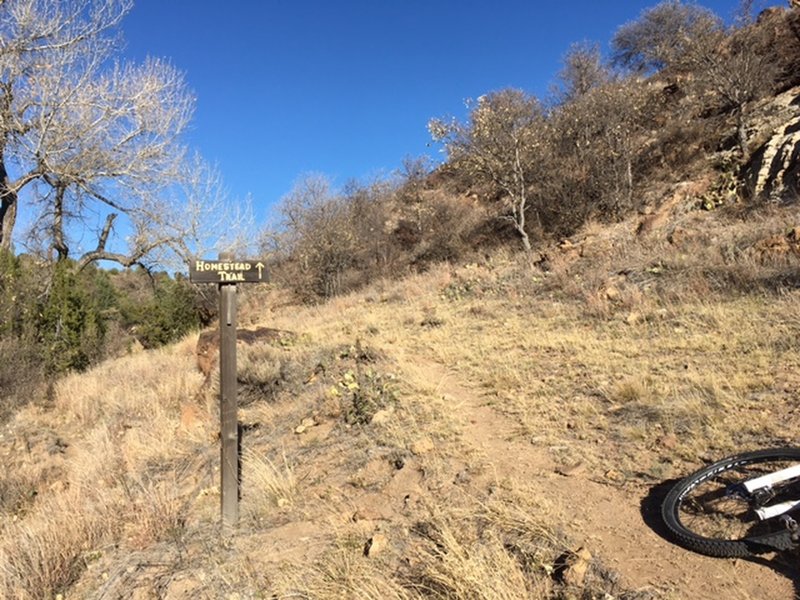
(189, 259, 268, 284)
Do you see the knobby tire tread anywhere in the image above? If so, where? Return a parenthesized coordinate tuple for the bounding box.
(661, 448, 800, 557)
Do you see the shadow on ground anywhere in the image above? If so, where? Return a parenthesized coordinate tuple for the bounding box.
(640, 478, 800, 599)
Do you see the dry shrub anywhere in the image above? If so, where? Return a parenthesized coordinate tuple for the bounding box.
(0, 454, 65, 518)
(241, 448, 297, 518)
(275, 550, 415, 600)
(409, 192, 487, 267)
(54, 348, 203, 428)
(0, 338, 45, 422)
(0, 491, 110, 600)
(406, 493, 563, 599)
(265, 485, 650, 600)
(236, 342, 306, 406)
(124, 478, 188, 549)
(608, 378, 722, 444)
(411, 524, 537, 599)
(403, 488, 647, 600)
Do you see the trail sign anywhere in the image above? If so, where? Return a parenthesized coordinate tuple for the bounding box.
(189, 254, 268, 529)
(189, 258, 267, 284)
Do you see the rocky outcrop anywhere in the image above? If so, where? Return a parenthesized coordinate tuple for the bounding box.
(743, 87, 800, 202)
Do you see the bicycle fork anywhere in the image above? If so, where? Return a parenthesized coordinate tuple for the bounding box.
(737, 462, 800, 540)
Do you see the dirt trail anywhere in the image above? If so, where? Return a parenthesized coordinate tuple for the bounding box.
(403, 357, 799, 600)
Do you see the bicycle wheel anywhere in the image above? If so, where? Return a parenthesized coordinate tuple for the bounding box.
(661, 448, 800, 557)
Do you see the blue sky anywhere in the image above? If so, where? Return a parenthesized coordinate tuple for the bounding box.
(122, 0, 750, 222)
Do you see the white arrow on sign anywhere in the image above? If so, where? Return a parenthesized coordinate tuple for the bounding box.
(256, 262, 265, 279)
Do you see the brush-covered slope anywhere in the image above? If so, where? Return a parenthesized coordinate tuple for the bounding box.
(3, 173, 800, 598)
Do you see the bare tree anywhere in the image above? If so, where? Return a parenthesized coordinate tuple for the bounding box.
(555, 42, 610, 104)
(0, 0, 209, 269)
(429, 89, 547, 252)
(676, 20, 780, 158)
(611, 0, 720, 73)
(275, 173, 359, 298)
(551, 78, 647, 219)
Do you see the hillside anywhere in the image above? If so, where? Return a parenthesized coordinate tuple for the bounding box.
(3, 173, 800, 598)
(2, 3, 800, 599)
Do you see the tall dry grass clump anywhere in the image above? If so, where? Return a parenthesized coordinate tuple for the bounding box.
(411, 522, 538, 599)
(241, 448, 297, 518)
(275, 550, 417, 600)
(0, 490, 113, 600)
(54, 344, 204, 428)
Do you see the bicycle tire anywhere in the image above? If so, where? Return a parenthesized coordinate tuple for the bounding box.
(661, 448, 800, 557)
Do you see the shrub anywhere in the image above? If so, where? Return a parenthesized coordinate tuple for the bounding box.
(611, 0, 720, 74)
(38, 262, 107, 373)
(118, 273, 200, 349)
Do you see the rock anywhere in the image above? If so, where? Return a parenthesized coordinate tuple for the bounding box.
(659, 433, 679, 451)
(743, 88, 800, 202)
(559, 239, 576, 250)
(370, 407, 395, 425)
(410, 438, 435, 456)
(555, 462, 586, 477)
(558, 547, 593, 588)
(363, 532, 389, 557)
(294, 416, 317, 435)
(626, 312, 643, 325)
(604, 286, 621, 302)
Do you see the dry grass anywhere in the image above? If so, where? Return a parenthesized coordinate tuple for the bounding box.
(54, 342, 204, 429)
(2, 201, 800, 599)
(123, 477, 189, 549)
(0, 335, 209, 599)
(241, 448, 297, 517)
(274, 550, 417, 600)
(0, 490, 111, 600)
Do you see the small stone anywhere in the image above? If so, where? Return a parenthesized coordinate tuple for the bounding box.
(295, 417, 317, 434)
(658, 433, 679, 450)
(626, 312, 643, 325)
(556, 462, 586, 477)
(370, 408, 394, 425)
(605, 286, 621, 301)
(363, 533, 389, 557)
(410, 438, 435, 456)
(561, 547, 592, 587)
(454, 469, 471, 484)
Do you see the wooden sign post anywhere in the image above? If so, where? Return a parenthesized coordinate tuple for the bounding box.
(189, 253, 267, 528)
